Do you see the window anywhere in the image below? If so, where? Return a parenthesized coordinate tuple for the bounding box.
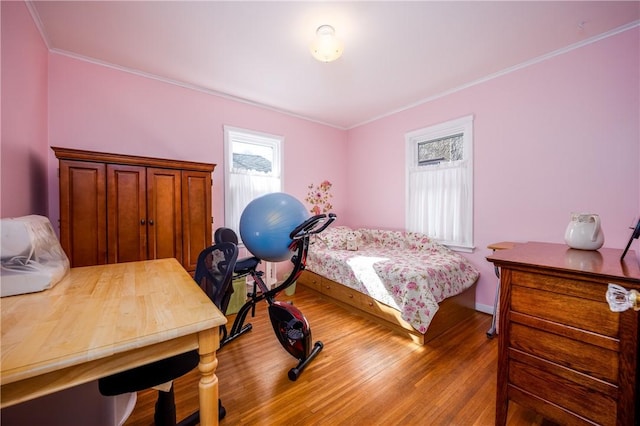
(405, 115, 474, 251)
(224, 126, 283, 238)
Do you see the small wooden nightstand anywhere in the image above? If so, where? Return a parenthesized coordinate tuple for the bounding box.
(486, 242, 517, 338)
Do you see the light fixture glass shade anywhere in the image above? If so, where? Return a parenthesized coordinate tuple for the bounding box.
(310, 25, 343, 63)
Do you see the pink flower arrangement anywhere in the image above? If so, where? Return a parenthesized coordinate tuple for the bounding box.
(305, 180, 333, 215)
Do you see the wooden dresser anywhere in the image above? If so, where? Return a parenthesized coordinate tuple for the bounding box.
(487, 242, 640, 426)
(53, 147, 215, 273)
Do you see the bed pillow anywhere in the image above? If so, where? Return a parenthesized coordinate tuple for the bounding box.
(315, 226, 352, 250)
(359, 228, 407, 250)
(402, 232, 428, 250)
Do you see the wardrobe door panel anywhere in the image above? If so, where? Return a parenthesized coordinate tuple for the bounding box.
(146, 168, 182, 262)
(181, 170, 212, 273)
(107, 164, 147, 263)
(59, 160, 107, 267)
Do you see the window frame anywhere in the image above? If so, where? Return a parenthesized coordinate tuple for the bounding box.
(223, 125, 284, 237)
(404, 115, 474, 252)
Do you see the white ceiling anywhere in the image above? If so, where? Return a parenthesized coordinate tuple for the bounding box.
(29, 1, 640, 129)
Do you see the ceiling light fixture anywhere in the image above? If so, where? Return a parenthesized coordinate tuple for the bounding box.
(310, 25, 344, 63)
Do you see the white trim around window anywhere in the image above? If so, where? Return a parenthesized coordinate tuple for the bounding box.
(405, 115, 474, 252)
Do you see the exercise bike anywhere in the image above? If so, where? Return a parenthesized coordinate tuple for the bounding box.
(215, 213, 336, 381)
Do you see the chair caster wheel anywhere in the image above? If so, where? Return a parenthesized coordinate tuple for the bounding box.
(219, 399, 226, 420)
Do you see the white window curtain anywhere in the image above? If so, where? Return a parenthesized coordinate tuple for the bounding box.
(407, 160, 471, 248)
(224, 126, 283, 288)
(227, 169, 280, 237)
(405, 115, 473, 251)
(224, 125, 283, 242)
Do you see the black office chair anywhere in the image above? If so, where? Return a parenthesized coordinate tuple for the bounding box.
(98, 242, 238, 426)
(213, 227, 261, 275)
(213, 228, 262, 342)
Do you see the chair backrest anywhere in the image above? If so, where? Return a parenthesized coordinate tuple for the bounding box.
(214, 227, 239, 245)
(194, 242, 238, 313)
(214, 227, 262, 276)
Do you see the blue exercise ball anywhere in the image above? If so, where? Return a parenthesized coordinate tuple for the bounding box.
(240, 192, 309, 262)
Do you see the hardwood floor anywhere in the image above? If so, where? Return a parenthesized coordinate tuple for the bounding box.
(124, 285, 551, 425)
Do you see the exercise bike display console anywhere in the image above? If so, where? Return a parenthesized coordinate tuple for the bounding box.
(215, 213, 336, 381)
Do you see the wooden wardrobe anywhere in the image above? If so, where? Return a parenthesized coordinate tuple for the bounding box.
(53, 147, 215, 274)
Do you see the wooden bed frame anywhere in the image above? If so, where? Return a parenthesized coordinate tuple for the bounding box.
(297, 270, 477, 345)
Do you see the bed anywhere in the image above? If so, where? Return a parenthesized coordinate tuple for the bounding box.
(297, 226, 480, 344)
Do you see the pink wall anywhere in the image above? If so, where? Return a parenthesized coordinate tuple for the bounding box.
(346, 28, 640, 309)
(46, 53, 348, 238)
(3, 1, 638, 311)
(1, 1, 49, 217)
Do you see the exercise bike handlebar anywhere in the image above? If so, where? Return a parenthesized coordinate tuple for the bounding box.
(289, 213, 336, 240)
(259, 213, 336, 296)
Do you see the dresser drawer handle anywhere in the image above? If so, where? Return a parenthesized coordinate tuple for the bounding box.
(607, 283, 640, 312)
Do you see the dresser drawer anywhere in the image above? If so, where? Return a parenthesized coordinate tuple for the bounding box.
(509, 322, 618, 383)
(508, 358, 617, 426)
(510, 271, 620, 337)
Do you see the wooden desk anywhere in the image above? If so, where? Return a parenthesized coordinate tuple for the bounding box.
(1, 258, 226, 425)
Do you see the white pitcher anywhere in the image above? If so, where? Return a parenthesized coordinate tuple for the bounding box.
(564, 213, 605, 250)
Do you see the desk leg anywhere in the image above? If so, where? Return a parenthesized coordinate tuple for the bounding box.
(198, 328, 220, 426)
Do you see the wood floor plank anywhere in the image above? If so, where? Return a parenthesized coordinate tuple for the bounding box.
(124, 285, 553, 425)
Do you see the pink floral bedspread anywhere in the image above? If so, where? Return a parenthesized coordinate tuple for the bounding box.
(307, 227, 480, 333)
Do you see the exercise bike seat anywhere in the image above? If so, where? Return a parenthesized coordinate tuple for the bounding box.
(214, 227, 260, 274)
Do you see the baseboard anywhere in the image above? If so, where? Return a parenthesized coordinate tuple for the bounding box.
(475, 302, 494, 315)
